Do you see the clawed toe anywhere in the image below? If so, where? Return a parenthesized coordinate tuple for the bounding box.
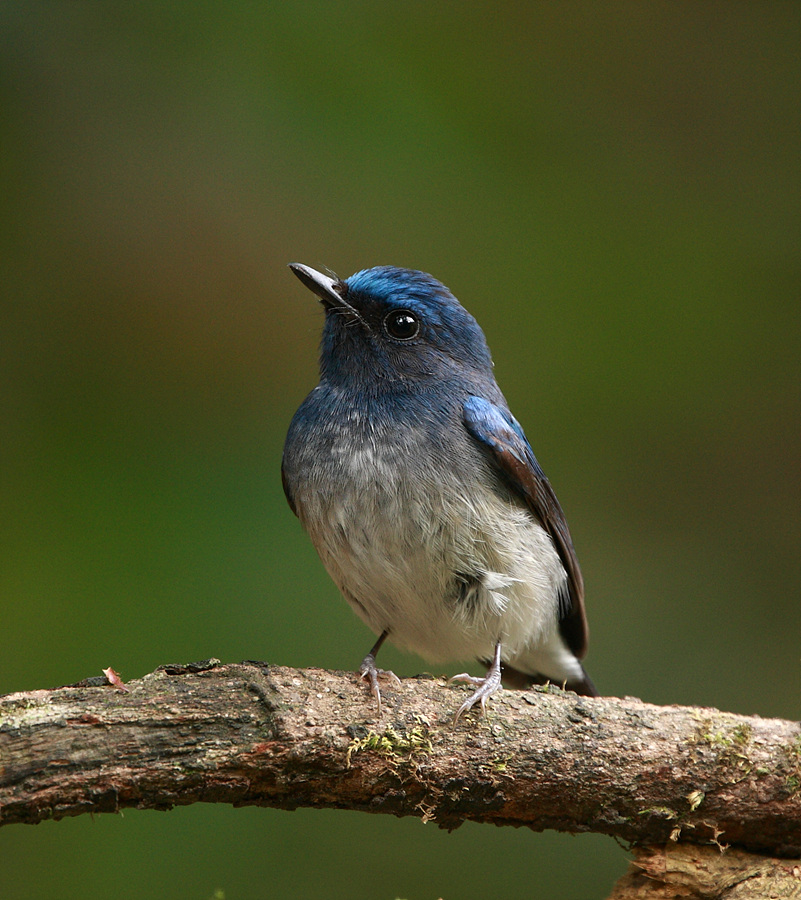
(451, 641, 503, 723)
(449, 672, 485, 686)
(359, 653, 400, 714)
(452, 670, 502, 723)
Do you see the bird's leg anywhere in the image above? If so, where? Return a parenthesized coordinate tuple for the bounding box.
(358, 630, 401, 714)
(450, 640, 503, 723)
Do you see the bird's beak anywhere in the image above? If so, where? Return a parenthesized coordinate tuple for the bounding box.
(288, 263, 346, 310)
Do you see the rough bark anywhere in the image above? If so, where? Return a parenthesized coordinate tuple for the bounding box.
(610, 844, 801, 899)
(1, 661, 799, 870)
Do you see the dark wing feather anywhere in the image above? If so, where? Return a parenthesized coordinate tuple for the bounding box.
(462, 395, 589, 658)
(281, 460, 298, 517)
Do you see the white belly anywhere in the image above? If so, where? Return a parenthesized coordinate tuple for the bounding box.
(294, 442, 566, 665)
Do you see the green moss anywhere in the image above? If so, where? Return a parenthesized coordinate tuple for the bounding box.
(784, 733, 801, 794)
(637, 805, 678, 820)
(693, 718, 751, 751)
(690, 716, 754, 777)
(686, 790, 705, 811)
(491, 755, 512, 773)
(346, 724, 433, 766)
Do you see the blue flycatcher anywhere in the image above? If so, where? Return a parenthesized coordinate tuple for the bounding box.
(282, 264, 596, 720)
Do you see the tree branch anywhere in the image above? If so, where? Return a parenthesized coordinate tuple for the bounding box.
(611, 844, 801, 899)
(1, 661, 799, 864)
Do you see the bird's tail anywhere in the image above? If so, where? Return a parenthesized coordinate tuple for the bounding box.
(499, 660, 599, 697)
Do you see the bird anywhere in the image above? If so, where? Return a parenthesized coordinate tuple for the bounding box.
(281, 263, 597, 721)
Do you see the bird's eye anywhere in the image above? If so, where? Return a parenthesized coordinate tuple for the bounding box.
(383, 309, 420, 341)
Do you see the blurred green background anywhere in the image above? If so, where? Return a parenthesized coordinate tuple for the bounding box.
(1, 3, 798, 898)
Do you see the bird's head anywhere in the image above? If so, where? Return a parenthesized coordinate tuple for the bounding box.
(289, 263, 493, 388)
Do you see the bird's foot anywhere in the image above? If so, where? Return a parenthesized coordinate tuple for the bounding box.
(450, 641, 503, 723)
(359, 652, 401, 715)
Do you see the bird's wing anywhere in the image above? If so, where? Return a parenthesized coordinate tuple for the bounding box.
(281, 461, 298, 517)
(462, 395, 589, 658)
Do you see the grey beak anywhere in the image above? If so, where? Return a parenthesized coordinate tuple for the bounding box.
(288, 263, 344, 309)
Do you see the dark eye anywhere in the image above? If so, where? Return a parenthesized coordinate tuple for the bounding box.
(383, 309, 420, 340)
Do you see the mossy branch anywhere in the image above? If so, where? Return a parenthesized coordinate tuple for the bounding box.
(1, 661, 799, 875)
